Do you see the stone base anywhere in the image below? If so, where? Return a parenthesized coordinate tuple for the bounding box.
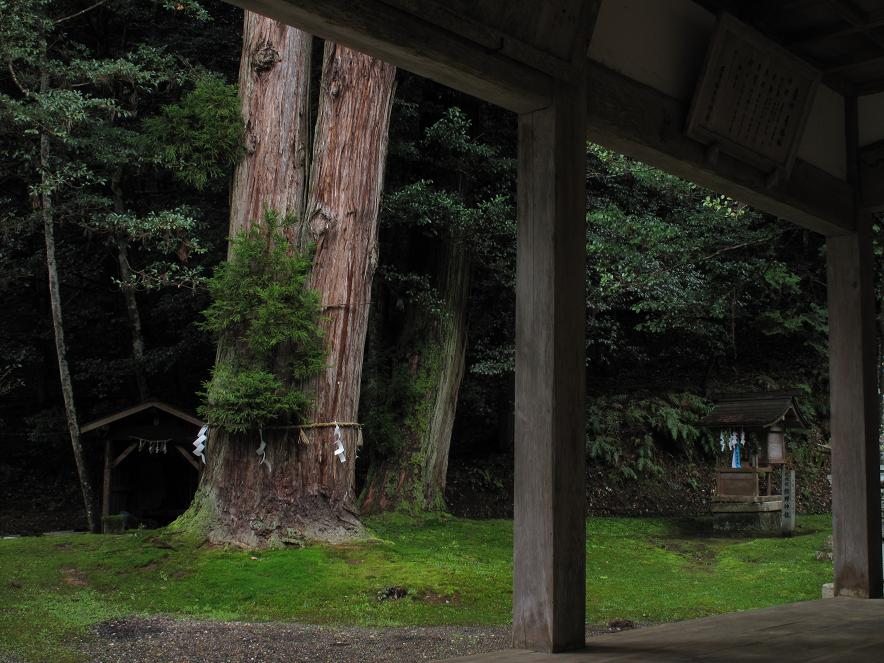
(712, 496, 783, 532)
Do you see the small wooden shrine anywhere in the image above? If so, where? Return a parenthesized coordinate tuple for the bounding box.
(699, 390, 808, 532)
(81, 401, 203, 531)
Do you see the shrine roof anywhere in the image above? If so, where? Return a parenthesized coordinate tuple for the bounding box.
(81, 400, 203, 434)
(698, 389, 810, 430)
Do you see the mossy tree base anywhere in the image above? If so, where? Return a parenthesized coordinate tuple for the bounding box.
(173, 430, 365, 547)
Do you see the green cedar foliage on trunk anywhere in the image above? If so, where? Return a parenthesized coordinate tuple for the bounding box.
(199, 211, 325, 433)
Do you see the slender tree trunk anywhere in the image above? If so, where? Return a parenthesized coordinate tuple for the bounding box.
(361, 236, 471, 513)
(111, 168, 149, 401)
(177, 19, 395, 546)
(40, 102, 99, 532)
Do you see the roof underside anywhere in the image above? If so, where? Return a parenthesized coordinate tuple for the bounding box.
(695, 0, 884, 94)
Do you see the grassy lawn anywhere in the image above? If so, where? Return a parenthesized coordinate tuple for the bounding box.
(0, 514, 832, 662)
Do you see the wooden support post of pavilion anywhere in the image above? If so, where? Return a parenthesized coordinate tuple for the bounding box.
(827, 213, 882, 598)
(513, 76, 588, 653)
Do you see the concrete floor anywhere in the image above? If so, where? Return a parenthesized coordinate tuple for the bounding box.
(439, 598, 884, 662)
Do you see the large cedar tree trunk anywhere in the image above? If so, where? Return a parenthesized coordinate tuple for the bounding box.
(178, 18, 395, 546)
(294, 42, 396, 516)
(360, 236, 471, 513)
(227, 13, 313, 239)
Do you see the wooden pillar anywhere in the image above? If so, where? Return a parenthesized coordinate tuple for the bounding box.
(513, 78, 587, 653)
(827, 215, 882, 598)
(101, 439, 112, 532)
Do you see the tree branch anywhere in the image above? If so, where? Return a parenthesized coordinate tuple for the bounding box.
(699, 232, 784, 263)
(7, 61, 30, 96)
(53, 0, 109, 25)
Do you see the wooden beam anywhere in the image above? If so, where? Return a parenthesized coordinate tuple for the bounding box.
(786, 8, 884, 47)
(378, 0, 571, 80)
(175, 445, 201, 471)
(584, 61, 856, 236)
(224, 0, 554, 113)
(827, 214, 882, 599)
(829, 94, 881, 599)
(112, 442, 138, 468)
(513, 76, 587, 653)
(826, 53, 884, 75)
(860, 139, 884, 211)
(824, 0, 884, 53)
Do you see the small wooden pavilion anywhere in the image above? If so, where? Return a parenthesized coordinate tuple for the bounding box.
(81, 401, 203, 530)
(219, 0, 882, 656)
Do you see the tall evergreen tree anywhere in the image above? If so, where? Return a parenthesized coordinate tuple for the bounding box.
(179, 16, 396, 546)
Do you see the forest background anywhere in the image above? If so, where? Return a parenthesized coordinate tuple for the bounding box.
(2, 0, 879, 534)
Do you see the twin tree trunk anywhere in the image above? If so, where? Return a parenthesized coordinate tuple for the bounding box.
(178, 14, 395, 546)
(361, 236, 471, 513)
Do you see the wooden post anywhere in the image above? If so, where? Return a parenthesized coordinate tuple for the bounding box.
(827, 215, 882, 598)
(102, 439, 112, 532)
(513, 77, 587, 653)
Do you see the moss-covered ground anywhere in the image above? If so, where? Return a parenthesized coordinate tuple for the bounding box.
(0, 514, 833, 662)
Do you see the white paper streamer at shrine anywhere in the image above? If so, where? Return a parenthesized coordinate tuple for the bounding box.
(256, 427, 271, 472)
(333, 423, 346, 463)
(193, 425, 208, 464)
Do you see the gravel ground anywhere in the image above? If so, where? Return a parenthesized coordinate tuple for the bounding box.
(62, 617, 626, 663)
(78, 618, 510, 662)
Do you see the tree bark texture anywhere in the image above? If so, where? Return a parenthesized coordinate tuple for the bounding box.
(360, 237, 471, 513)
(41, 125, 99, 532)
(178, 18, 396, 547)
(295, 41, 396, 512)
(228, 12, 313, 241)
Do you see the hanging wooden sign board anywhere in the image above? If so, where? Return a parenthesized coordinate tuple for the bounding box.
(686, 14, 821, 180)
